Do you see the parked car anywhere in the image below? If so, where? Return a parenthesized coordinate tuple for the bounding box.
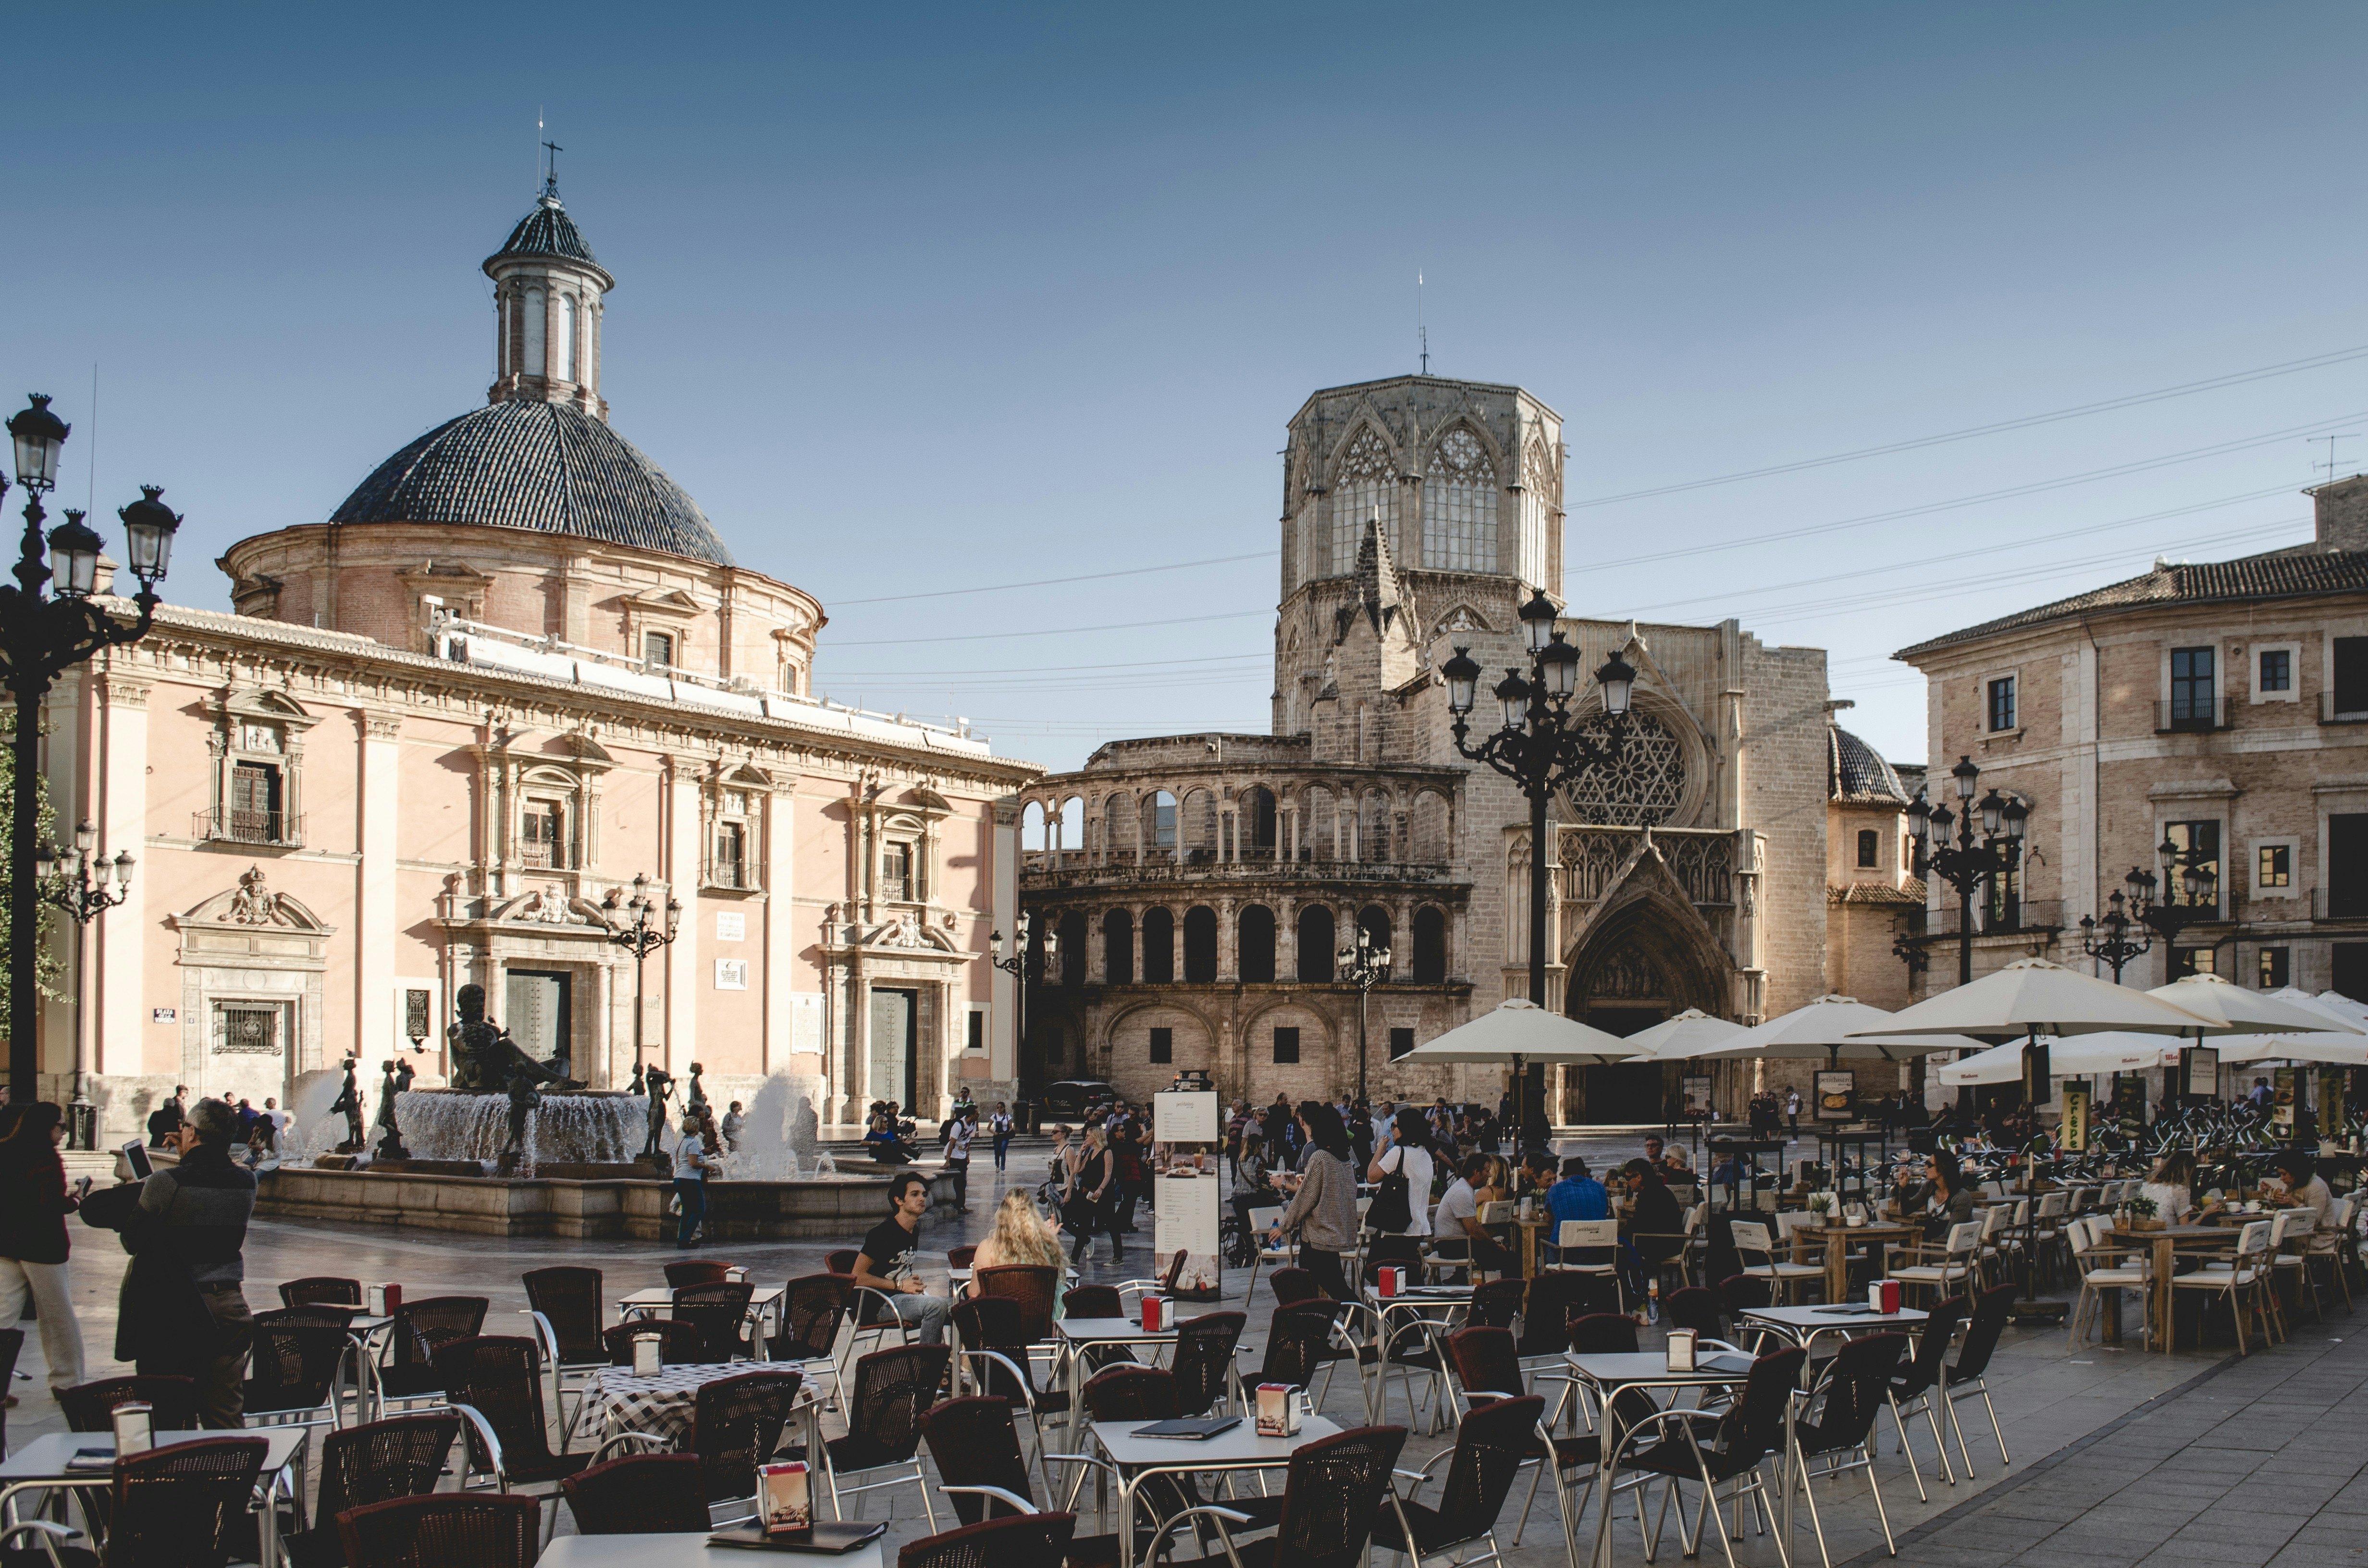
(1041, 1078, 1118, 1118)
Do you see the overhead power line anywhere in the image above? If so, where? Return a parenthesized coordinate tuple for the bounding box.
(825, 551, 1266, 607)
(1568, 343, 2368, 508)
(827, 607, 1270, 647)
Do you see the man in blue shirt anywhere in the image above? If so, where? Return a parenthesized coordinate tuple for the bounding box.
(1546, 1157, 1611, 1266)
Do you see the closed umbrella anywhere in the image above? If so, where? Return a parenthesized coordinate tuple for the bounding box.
(1690, 994, 1986, 1065)
(1936, 1032, 2179, 1086)
(1622, 1008, 1748, 1061)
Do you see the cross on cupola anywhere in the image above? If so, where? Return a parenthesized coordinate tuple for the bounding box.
(541, 139, 563, 199)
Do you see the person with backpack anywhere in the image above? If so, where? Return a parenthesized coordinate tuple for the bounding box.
(1366, 1106, 1435, 1238)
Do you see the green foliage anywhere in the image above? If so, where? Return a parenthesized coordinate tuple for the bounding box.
(0, 711, 64, 1025)
(2125, 1194, 2158, 1219)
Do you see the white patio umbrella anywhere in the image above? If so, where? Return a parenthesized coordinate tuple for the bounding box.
(1850, 957, 2221, 1043)
(1688, 993, 1986, 1066)
(1399, 998, 1649, 1139)
(1936, 1032, 2179, 1086)
(2317, 991, 2368, 1029)
(2210, 986, 2368, 1066)
(2144, 973, 2350, 1035)
(1621, 1008, 1748, 1061)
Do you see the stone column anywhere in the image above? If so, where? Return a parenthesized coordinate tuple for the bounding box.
(762, 784, 796, 1076)
(356, 712, 403, 1064)
(663, 757, 701, 1073)
(1218, 896, 1238, 982)
(95, 673, 149, 1087)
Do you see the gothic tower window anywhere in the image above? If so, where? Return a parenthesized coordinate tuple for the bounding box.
(1332, 425, 1400, 573)
(1519, 432, 1555, 588)
(1427, 428, 1498, 572)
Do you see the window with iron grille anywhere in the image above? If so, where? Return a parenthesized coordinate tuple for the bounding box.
(880, 841, 913, 903)
(215, 1004, 279, 1055)
(230, 761, 282, 843)
(2170, 647, 2216, 726)
(643, 630, 675, 669)
(520, 799, 567, 868)
(713, 821, 747, 888)
(1986, 676, 2016, 732)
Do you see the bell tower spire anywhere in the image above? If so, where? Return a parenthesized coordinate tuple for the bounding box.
(483, 159, 615, 420)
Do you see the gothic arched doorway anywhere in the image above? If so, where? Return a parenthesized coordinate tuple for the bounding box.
(1563, 889, 1732, 1126)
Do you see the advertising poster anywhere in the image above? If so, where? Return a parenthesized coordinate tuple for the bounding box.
(2060, 1083, 2090, 1151)
(2321, 1068, 2351, 1144)
(1154, 1173, 1222, 1296)
(1682, 1076, 1714, 1119)
(2272, 1067, 2297, 1138)
(1813, 1069, 1856, 1122)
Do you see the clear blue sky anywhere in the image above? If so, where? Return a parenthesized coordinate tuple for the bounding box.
(15, 2, 2368, 772)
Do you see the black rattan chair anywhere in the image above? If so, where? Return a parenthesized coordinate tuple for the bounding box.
(672, 1280, 759, 1363)
(897, 1511, 1079, 1568)
(2, 1435, 268, 1568)
(923, 1396, 1125, 1567)
(377, 1297, 488, 1405)
(1266, 1268, 1321, 1307)
(520, 1265, 605, 1442)
(434, 1335, 592, 1544)
(559, 1453, 711, 1535)
(243, 1307, 354, 1431)
(282, 1414, 460, 1568)
(1170, 1312, 1244, 1418)
(280, 1277, 363, 1310)
(335, 1494, 539, 1568)
(780, 1344, 949, 1529)
(1787, 1333, 1908, 1564)
(1467, 1278, 1525, 1330)
(1374, 1394, 1540, 1568)
(1605, 1346, 1804, 1568)
(1939, 1285, 2016, 1479)
(665, 1260, 733, 1288)
(58, 1375, 198, 1433)
(602, 1318, 707, 1367)
(1884, 1292, 1967, 1501)
(1153, 1423, 1408, 1568)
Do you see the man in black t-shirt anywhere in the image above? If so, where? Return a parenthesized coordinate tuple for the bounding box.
(851, 1171, 950, 1345)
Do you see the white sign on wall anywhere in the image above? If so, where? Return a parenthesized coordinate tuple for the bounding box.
(715, 912, 747, 943)
(715, 960, 750, 991)
(789, 992, 825, 1057)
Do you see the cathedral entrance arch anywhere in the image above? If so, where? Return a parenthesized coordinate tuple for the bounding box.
(1563, 889, 1730, 1126)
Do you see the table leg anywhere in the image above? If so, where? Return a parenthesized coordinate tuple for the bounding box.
(2101, 1286, 2121, 1345)
(2154, 1237, 2174, 1349)
(1826, 1239, 1847, 1306)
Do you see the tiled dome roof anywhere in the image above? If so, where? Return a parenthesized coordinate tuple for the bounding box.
(1828, 723, 1909, 805)
(491, 194, 600, 268)
(331, 399, 734, 566)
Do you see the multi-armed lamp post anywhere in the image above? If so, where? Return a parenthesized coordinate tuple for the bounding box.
(1336, 921, 1391, 1104)
(2079, 867, 2158, 983)
(1440, 590, 1638, 1148)
(601, 873, 682, 1081)
(1905, 755, 2029, 989)
(36, 823, 135, 1148)
(988, 910, 1057, 1111)
(4, 394, 182, 1102)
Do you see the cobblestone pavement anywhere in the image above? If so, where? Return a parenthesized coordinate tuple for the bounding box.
(9, 1136, 2353, 1568)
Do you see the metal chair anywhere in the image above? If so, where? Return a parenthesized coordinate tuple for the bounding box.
(1147, 1423, 1409, 1568)
(602, 1319, 707, 1367)
(1783, 1332, 1908, 1567)
(4, 1436, 267, 1568)
(897, 1510, 1079, 1568)
(1883, 1292, 1966, 1503)
(2172, 1217, 2277, 1353)
(1374, 1393, 1540, 1568)
(57, 1376, 198, 1433)
(520, 1266, 605, 1439)
(1599, 1347, 1804, 1568)
(559, 1453, 711, 1535)
(1886, 1222, 1981, 1309)
(781, 1343, 948, 1528)
(376, 1297, 489, 1408)
(953, 1295, 1068, 1479)
(281, 1414, 461, 1568)
(1242, 1205, 1289, 1301)
(672, 1280, 761, 1363)
(665, 1260, 733, 1288)
(768, 1274, 853, 1409)
(335, 1494, 541, 1568)
(1170, 1311, 1246, 1418)
(242, 1307, 358, 1433)
(434, 1335, 593, 1545)
(1726, 1220, 1822, 1305)
(1938, 1285, 2016, 1477)
(922, 1396, 1122, 1566)
(2066, 1215, 2151, 1351)
(279, 1277, 363, 1310)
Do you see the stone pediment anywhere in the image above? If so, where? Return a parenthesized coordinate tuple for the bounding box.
(212, 685, 321, 732)
(173, 864, 332, 932)
(488, 884, 611, 926)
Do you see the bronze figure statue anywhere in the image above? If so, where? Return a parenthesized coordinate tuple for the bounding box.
(503, 1064, 542, 1162)
(329, 1057, 365, 1153)
(446, 983, 583, 1091)
(639, 1065, 675, 1160)
(373, 1059, 415, 1160)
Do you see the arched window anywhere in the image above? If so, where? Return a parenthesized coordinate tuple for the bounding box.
(1238, 905, 1276, 983)
(1366, 793, 1394, 862)
(1022, 801, 1049, 857)
(1141, 907, 1176, 984)
(1183, 906, 1218, 983)
(1412, 906, 1447, 984)
(1242, 786, 1278, 858)
(1058, 911, 1088, 989)
(1857, 829, 1879, 869)
(1102, 908, 1135, 984)
(1180, 788, 1218, 864)
(523, 287, 547, 377)
(1332, 425, 1399, 574)
(1142, 791, 1177, 854)
(557, 295, 577, 382)
(1427, 428, 1498, 571)
(1357, 906, 1393, 968)
(1518, 433, 1555, 588)
(1296, 906, 1336, 983)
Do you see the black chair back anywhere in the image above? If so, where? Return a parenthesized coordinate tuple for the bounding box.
(1082, 1365, 1175, 1421)
(1566, 1313, 1639, 1355)
(771, 1274, 851, 1361)
(522, 1266, 605, 1364)
(1713, 1346, 1808, 1468)
(973, 1266, 1060, 1342)
(1717, 1272, 1772, 1315)
(337, 1494, 541, 1568)
(665, 1260, 732, 1288)
(921, 1396, 1038, 1522)
(1467, 1278, 1524, 1329)
(1893, 1294, 1966, 1397)
(1268, 1267, 1321, 1306)
(693, 1368, 804, 1502)
(1443, 1326, 1525, 1403)
(604, 1318, 707, 1367)
(951, 1296, 1034, 1403)
(894, 1511, 1079, 1568)
(280, 1276, 363, 1309)
(1798, 1333, 1907, 1455)
(1171, 1312, 1245, 1416)
(433, 1335, 557, 1471)
(1062, 1284, 1123, 1318)
(672, 1280, 757, 1362)
(1256, 1301, 1345, 1386)
(1429, 1396, 1542, 1544)
(315, 1414, 461, 1523)
(245, 1307, 353, 1415)
(104, 1436, 269, 1568)
(1663, 1286, 1726, 1337)
(1952, 1285, 2017, 1381)
(59, 1374, 199, 1433)
(388, 1297, 490, 1388)
(560, 1453, 711, 1535)
(1519, 1271, 1614, 1357)
(839, 1344, 951, 1470)
(1270, 1425, 1410, 1568)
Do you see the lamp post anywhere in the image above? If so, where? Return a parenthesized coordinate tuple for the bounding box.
(1440, 589, 1638, 1149)
(1905, 755, 2029, 989)
(2142, 835, 2221, 970)
(988, 911, 1056, 1115)
(1337, 920, 1392, 1104)
(600, 874, 681, 1082)
(35, 821, 134, 1148)
(5, 394, 182, 1102)
(2078, 868, 2157, 983)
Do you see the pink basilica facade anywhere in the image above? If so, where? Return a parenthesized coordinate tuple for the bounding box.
(30, 182, 1037, 1140)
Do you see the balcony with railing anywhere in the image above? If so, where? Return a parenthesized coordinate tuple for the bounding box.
(1021, 847, 1455, 890)
(193, 808, 304, 847)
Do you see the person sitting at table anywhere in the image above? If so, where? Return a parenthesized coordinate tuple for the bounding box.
(1899, 1150, 1974, 1239)
(1616, 1158, 1685, 1301)
(1431, 1152, 1493, 1266)
(852, 1171, 951, 1345)
(972, 1190, 1067, 1275)
(1547, 1157, 1612, 1268)
(2262, 1151, 2332, 1223)
(2141, 1151, 2199, 1223)
(1517, 1148, 1558, 1199)
(1267, 1102, 1358, 1300)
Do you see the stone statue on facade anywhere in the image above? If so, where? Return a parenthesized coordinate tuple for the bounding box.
(638, 1065, 675, 1161)
(328, 1057, 365, 1153)
(374, 1058, 415, 1160)
(445, 983, 583, 1090)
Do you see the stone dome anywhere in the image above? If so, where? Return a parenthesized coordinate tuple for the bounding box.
(1828, 723, 1909, 805)
(330, 399, 735, 567)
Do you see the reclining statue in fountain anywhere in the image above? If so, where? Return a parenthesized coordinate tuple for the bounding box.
(446, 983, 584, 1090)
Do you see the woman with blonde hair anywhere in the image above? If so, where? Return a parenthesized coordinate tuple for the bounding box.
(974, 1190, 1067, 1272)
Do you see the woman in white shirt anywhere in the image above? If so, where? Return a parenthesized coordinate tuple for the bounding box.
(1367, 1107, 1435, 1237)
(2140, 1150, 2198, 1224)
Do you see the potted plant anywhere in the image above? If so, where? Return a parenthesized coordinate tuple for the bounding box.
(1806, 1191, 1834, 1222)
(2125, 1193, 2162, 1231)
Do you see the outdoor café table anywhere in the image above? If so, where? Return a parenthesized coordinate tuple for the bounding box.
(1059, 1317, 1182, 1437)
(570, 1362, 821, 1454)
(619, 1282, 787, 1342)
(1739, 1303, 1927, 1360)
(1792, 1221, 1919, 1304)
(1089, 1414, 1344, 1568)
(543, 1533, 887, 1568)
(1562, 1350, 1757, 1568)
(1508, 1214, 1551, 1277)
(340, 1311, 395, 1421)
(2108, 1223, 2239, 1349)
(0, 1429, 310, 1568)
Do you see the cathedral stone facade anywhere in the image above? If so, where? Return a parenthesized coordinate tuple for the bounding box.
(1018, 376, 1868, 1121)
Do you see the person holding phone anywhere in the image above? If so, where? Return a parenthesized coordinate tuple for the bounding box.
(0, 1102, 90, 1395)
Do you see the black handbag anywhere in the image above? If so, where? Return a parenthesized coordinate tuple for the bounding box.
(1367, 1152, 1413, 1233)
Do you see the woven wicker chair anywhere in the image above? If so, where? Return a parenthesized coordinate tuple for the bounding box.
(279, 1277, 363, 1310)
(1, 1435, 268, 1568)
(1169, 1312, 1244, 1418)
(768, 1275, 852, 1409)
(335, 1494, 540, 1568)
(665, 1260, 732, 1289)
(602, 1319, 707, 1367)
(377, 1297, 488, 1405)
(559, 1454, 711, 1535)
(519, 1265, 605, 1441)
(282, 1414, 460, 1568)
(1374, 1392, 1540, 1568)
(1152, 1425, 1408, 1568)
(780, 1345, 948, 1529)
(897, 1511, 1079, 1568)
(58, 1375, 198, 1433)
(671, 1281, 759, 1363)
(434, 1335, 592, 1545)
(243, 1308, 355, 1431)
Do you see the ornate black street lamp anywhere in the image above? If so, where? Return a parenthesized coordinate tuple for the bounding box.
(1905, 754, 2029, 989)
(2143, 833, 2220, 940)
(1337, 920, 1391, 1104)
(35, 821, 134, 1147)
(600, 873, 681, 1081)
(5, 394, 181, 1101)
(1440, 589, 1637, 1148)
(2079, 868, 2157, 983)
(988, 910, 1056, 1111)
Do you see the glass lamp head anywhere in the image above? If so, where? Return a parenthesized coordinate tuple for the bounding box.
(1951, 754, 1980, 802)
(1593, 652, 1637, 716)
(1517, 589, 1559, 655)
(1441, 647, 1481, 714)
(1538, 634, 1580, 698)
(46, 511, 103, 597)
(1494, 669, 1531, 732)
(8, 394, 68, 491)
(116, 486, 181, 581)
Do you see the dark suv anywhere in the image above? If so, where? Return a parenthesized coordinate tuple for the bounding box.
(1040, 1078, 1118, 1118)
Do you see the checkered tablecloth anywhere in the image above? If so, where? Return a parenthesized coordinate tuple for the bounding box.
(571, 1362, 750, 1446)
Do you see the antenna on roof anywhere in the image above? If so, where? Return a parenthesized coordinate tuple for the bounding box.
(1418, 271, 1428, 376)
(2311, 432, 2360, 484)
